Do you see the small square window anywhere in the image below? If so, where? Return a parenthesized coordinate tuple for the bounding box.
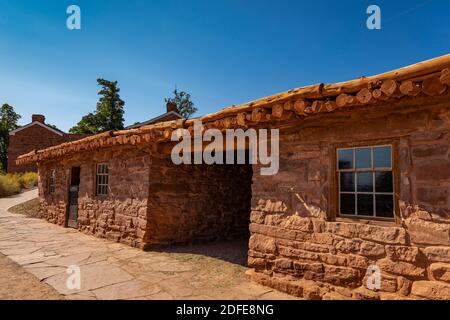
(48, 169, 56, 194)
(96, 163, 109, 196)
(337, 145, 394, 219)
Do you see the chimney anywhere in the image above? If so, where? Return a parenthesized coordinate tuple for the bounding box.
(32, 114, 45, 123)
(166, 102, 179, 113)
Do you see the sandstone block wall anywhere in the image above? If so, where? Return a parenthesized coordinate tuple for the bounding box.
(248, 103, 450, 300)
(38, 147, 150, 248)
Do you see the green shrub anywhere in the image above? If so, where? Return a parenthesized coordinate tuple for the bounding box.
(0, 174, 21, 197)
(18, 172, 38, 189)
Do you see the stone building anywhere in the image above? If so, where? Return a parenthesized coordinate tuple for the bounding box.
(8, 114, 87, 173)
(17, 55, 450, 300)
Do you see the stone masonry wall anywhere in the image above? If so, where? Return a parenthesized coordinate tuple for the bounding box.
(38, 146, 150, 248)
(247, 102, 450, 300)
(144, 155, 253, 247)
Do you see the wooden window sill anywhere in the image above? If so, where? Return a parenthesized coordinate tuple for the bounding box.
(334, 216, 398, 227)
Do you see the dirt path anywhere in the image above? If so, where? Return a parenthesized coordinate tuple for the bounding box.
(0, 252, 63, 299)
(0, 190, 296, 300)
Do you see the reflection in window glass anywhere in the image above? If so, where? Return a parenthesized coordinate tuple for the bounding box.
(356, 148, 372, 169)
(340, 194, 355, 215)
(376, 195, 394, 218)
(340, 172, 355, 192)
(374, 146, 392, 168)
(357, 194, 373, 216)
(338, 149, 353, 169)
(357, 172, 373, 192)
(375, 172, 393, 193)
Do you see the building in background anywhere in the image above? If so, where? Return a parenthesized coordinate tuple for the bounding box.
(126, 102, 183, 129)
(7, 114, 88, 173)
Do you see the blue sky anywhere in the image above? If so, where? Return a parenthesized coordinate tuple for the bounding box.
(0, 0, 448, 131)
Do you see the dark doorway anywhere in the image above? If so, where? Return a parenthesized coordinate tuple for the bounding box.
(67, 167, 81, 228)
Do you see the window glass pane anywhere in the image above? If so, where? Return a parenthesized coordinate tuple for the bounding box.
(340, 172, 355, 192)
(357, 194, 374, 216)
(104, 165, 108, 174)
(355, 148, 372, 169)
(340, 194, 355, 215)
(338, 149, 353, 169)
(357, 172, 373, 192)
(375, 172, 393, 193)
(374, 146, 391, 168)
(376, 195, 394, 218)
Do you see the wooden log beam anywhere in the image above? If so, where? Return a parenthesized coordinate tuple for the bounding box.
(324, 100, 337, 112)
(336, 93, 355, 108)
(283, 101, 293, 111)
(372, 89, 388, 100)
(293, 99, 310, 115)
(399, 81, 421, 96)
(236, 113, 246, 126)
(356, 87, 373, 104)
(271, 104, 284, 119)
(381, 80, 401, 97)
(440, 68, 450, 86)
(422, 75, 447, 96)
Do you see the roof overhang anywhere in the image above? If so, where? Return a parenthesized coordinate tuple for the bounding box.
(16, 54, 450, 165)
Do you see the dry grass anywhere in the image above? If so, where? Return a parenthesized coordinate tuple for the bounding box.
(8, 198, 40, 218)
(0, 172, 38, 198)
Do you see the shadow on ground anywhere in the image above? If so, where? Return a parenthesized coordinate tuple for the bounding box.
(148, 238, 249, 266)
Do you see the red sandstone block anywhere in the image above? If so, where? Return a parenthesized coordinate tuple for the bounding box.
(322, 265, 362, 287)
(415, 159, 450, 181)
(357, 224, 407, 245)
(412, 144, 449, 158)
(411, 281, 450, 300)
(423, 246, 450, 263)
(430, 263, 450, 283)
(416, 186, 448, 206)
(406, 218, 450, 246)
(377, 258, 426, 278)
(325, 222, 358, 238)
(385, 245, 420, 263)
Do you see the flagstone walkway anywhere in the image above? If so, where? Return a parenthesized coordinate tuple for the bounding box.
(0, 190, 295, 300)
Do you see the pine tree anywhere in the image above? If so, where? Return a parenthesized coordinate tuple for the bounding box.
(70, 79, 125, 134)
(0, 104, 21, 171)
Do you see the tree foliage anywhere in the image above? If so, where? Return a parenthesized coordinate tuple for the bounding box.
(70, 79, 125, 134)
(165, 89, 197, 119)
(0, 104, 21, 172)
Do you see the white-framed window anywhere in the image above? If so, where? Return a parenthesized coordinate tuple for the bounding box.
(337, 145, 394, 219)
(48, 169, 56, 194)
(96, 163, 109, 196)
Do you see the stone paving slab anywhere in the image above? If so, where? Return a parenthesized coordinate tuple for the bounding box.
(0, 190, 298, 300)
